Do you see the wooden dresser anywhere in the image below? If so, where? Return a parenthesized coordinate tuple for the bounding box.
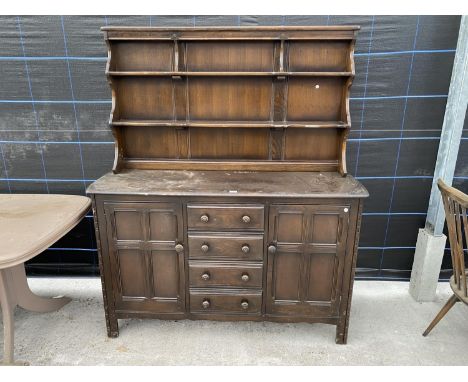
(87, 26, 368, 344)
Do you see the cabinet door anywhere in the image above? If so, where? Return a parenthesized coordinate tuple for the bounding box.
(104, 201, 185, 314)
(266, 204, 349, 317)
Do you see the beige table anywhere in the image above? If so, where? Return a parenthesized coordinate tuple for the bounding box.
(0, 194, 91, 365)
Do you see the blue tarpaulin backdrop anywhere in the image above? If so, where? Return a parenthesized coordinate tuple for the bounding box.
(0, 15, 467, 279)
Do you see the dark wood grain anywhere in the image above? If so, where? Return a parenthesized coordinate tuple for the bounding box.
(89, 26, 367, 344)
(189, 261, 263, 288)
(103, 201, 185, 314)
(189, 289, 262, 315)
(110, 41, 173, 71)
(104, 27, 356, 174)
(266, 204, 349, 318)
(187, 204, 265, 230)
(186, 41, 274, 72)
(87, 170, 368, 198)
(188, 233, 264, 260)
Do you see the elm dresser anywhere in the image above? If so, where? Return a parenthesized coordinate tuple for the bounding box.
(87, 26, 368, 344)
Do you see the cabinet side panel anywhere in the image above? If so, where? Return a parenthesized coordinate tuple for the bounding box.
(91, 195, 119, 337)
(336, 199, 364, 344)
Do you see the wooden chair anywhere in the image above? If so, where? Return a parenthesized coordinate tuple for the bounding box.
(423, 179, 468, 336)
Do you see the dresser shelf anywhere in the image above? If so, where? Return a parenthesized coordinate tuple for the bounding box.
(107, 71, 354, 77)
(111, 120, 349, 129)
(122, 159, 341, 172)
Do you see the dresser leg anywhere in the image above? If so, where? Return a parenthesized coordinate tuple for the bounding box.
(105, 311, 119, 338)
(102, 292, 118, 337)
(335, 319, 349, 345)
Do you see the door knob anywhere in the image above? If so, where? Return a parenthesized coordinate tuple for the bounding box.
(268, 244, 277, 254)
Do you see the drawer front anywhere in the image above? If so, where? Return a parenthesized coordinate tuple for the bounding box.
(187, 204, 264, 230)
(189, 290, 262, 315)
(189, 262, 263, 288)
(188, 234, 264, 260)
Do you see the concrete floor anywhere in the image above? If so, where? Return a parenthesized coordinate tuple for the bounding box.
(1, 278, 467, 365)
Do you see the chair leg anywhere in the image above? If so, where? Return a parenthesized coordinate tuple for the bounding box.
(423, 294, 459, 337)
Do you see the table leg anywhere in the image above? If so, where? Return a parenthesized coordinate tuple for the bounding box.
(9, 264, 71, 313)
(0, 269, 28, 365)
(0, 264, 71, 365)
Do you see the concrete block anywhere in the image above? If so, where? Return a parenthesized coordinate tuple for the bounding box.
(409, 228, 447, 302)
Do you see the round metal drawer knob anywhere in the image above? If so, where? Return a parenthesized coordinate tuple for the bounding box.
(202, 299, 211, 309)
(201, 244, 209, 253)
(242, 215, 251, 224)
(201, 272, 210, 281)
(240, 300, 249, 310)
(241, 244, 250, 254)
(175, 244, 184, 253)
(200, 214, 209, 223)
(268, 245, 277, 254)
(241, 273, 250, 282)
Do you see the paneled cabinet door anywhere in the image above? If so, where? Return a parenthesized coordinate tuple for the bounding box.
(266, 204, 350, 317)
(104, 201, 185, 313)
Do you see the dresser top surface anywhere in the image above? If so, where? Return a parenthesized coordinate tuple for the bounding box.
(87, 170, 368, 198)
(102, 26, 360, 31)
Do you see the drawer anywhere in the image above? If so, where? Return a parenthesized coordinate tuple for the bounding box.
(189, 262, 263, 288)
(189, 289, 262, 315)
(187, 204, 264, 230)
(188, 233, 264, 260)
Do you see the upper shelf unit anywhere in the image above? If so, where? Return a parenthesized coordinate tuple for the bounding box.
(102, 26, 359, 174)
